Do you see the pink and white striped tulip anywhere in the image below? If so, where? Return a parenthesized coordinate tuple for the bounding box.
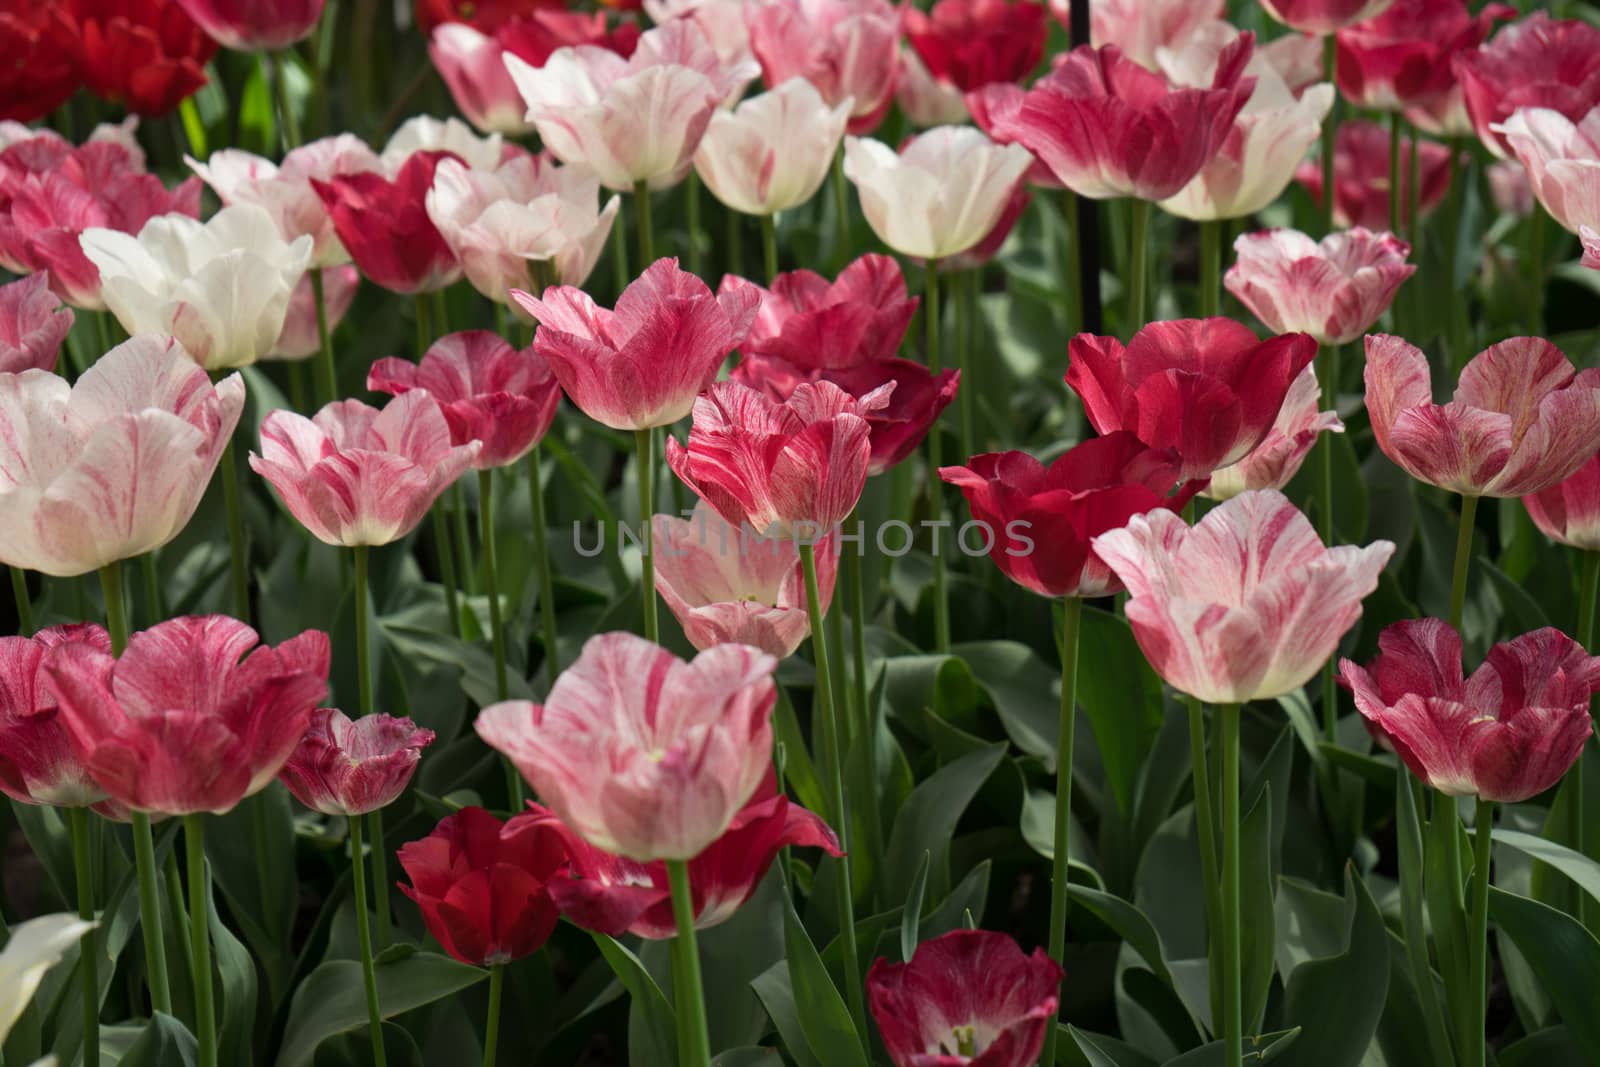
(693, 78, 853, 216)
(1364, 334, 1600, 497)
(0, 624, 114, 810)
(1092, 490, 1394, 704)
(1082, 0, 1224, 71)
(1204, 367, 1343, 500)
(0, 274, 72, 374)
(0, 336, 244, 577)
(1261, 0, 1397, 36)
(1225, 227, 1415, 346)
(1523, 452, 1600, 551)
(249, 393, 482, 546)
(475, 631, 778, 861)
(646, 0, 753, 70)
(1496, 104, 1600, 240)
(279, 708, 435, 816)
(430, 23, 537, 135)
(745, 0, 903, 135)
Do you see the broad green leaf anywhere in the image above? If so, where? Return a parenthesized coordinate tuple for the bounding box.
(883, 743, 1004, 901)
(1077, 606, 1164, 814)
(954, 639, 1059, 764)
(1066, 885, 1173, 984)
(1489, 887, 1600, 1061)
(209, 784, 297, 1000)
(751, 963, 825, 1067)
(901, 851, 931, 962)
(1161, 1028, 1301, 1065)
(1067, 1026, 1159, 1067)
(779, 897, 868, 1067)
(116, 1012, 198, 1067)
(1239, 791, 1276, 1033)
(1493, 829, 1600, 905)
(1316, 743, 1397, 791)
(592, 933, 675, 1067)
(1274, 868, 1389, 1067)
(1498, 1026, 1591, 1067)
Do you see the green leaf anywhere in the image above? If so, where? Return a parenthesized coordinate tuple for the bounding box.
(208, 783, 297, 1001)
(592, 933, 676, 1067)
(780, 895, 869, 1067)
(1161, 1028, 1301, 1065)
(1077, 607, 1164, 814)
(1065, 885, 1173, 985)
(954, 640, 1059, 764)
(1273, 868, 1389, 1067)
(205, 859, 259, 1067)
(1067, 1025, 1159, 1067)
(901, 851, 931, 962)
(1492, 829, 1600, 905)
(1498, 1026, 1592, 1067)
(1489, 887, 1600, 1061)
(711, 1049, 784, 1066)
(117, 1012, 199, 1067)
(882, 743, 1005, 901)
(1481, 559, 1553, 634)
(1239, 790, 1276, 1033)
(1315, 743, 1397, 791)
(750, 963, 825, 1067)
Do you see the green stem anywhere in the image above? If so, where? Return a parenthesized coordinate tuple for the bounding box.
(348, 816, 389, 1067)
(1127, 199, 1150, 331)
(827, 585, 851, 743)
(1578, 550, 1599, 929)
(760, 214, 778, 282)
(10, 567, 31, 635)
(954, 269, 974, 460)
(725, 208, 742, 278)
(1063, 189, 1084, 332)
(830, 148, 850, 270)
(1527, 208, 1546, 336)
(1407, 121, 1421, 247)
(1199, 220, 1221, 319)
(1319, 342, 1340, 743)
(1219, 703, 1242, 1067)
(354, 545, 373, 717)
(482, 963, 503, 1067)
(178, 97, 207, 158)
(311, 269, 338, 406)
(924, 263, 949, 653)
(1427, 795, 1470, 1054)
(635, 428, 658, 643)
(799, 542, 866, 1037)
(183, 816, 217, 1067)
(480, 467, 522, 807)
(98, 562, 128, 654)
(129, 812, 171, 1015)
(1467, 802, 1495, 1067)
(845, 545, 881, 882)
(528, 447, 560, 688)
(1399, 772, 1457, 1067)
(1449, 495, 1479, 632)
(1187, 693, 1225, 1021)
(69, 806, 98, 1067)
(1321, 33, 1338, 234)
(666, 860, 711, 1067)
(1443, 140, 1468, 370)
(452, 483, 477, 597)
(140, 554, 162, 627)
(1038, 597, 1083, 1067)
(269, 49, 301, 150)
(685, 171, 703, 276)
(610, 215, 629, 296)
(1389, 112, 1404, 237)
(633, 180, 655, 267)
(217, 436, 250, 622)
(368, 810, 392, 948)
(431, 507, 463, 638)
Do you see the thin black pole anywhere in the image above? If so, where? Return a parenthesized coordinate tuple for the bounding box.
(1069, 0, 1102, 335)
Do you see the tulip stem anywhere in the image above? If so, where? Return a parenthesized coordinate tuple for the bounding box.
(685, 171, 703, 276)
(528, 447, 560, 688)
(799, 540, 867, 1039)
(1063, 189, 1084, 333)
(1319, 343, 1341, 744)
(217, 436, 250, 622)
(10, 567, 31, 636)
(924, 263, 950, 653)
(830, 148, 850, 271)
(1448, 494, 1479, 632)
(452, 484, 477, 597)
(348, 816, 389, 1067)
(69, 806, 99, 1067)
(1467, 802, 1495, 1067)
(666, 859, 711, 1067)
(183, 816, 217, 1067)
(1218, 702, 1242, 1067)
(954, 268, 974, 460)
(1198, 220, 1221, 319)
(369, 810, 393, 948)
(1320, 33, 1337, 234)
(1399, 773, 1457, 1067)
(479, 470, 508, 698)
(482, 963, 503, 1067)
(352, 543, 393, 945)
(1406, 120, 1422, 250)
(633, 181, 654, 267)
(1577, 550, 1599, 929)
(1527, 208, 1546, 336)
(760, 214, 778, 282)
(268, 50, 301, 150)
(1038, 596, 1083, 1067)
(635, 428, 659, 642)
(129, 811, 172, 1016)
(1127, 198, 1150, 332)
(610, 218, 629, 297)
(846, 544, 880, 874)
(311, 269, 338, 406)
(1187, 692, 1225, 1017)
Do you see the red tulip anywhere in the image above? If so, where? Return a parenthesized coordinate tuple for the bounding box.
(0, 274, 73, 374)
(0, 2, 80, 122)
(867, 929, 1064, 1067)
(1260, 0, 1396, 36)
(368, 331, 562, 469)
(1341, 619, 1599, 802)
(968, 39, 1254, 202)
(0, 625, 113, 810)
(1364, 334, 1600, 498)
(1225, 227, 1415, 347)
(61, 0, 219, 117)
(312, 150, 462, 295)
(1454, 13, 1600, 159)
(1525, 453, 1600, 551)
(1204, 367, 1342, 500)
(1295, 120, 1453, 231)
(940, 432, 1202, 599)
(905, 0, 1046, 94)
(524, 780, 839, 939)
(1066, 318, 1319, 481)
(731, 254, 918, 367)
(397, 805, 570, 966)
(44, 616, 331, 816)
(511, 257, 758, 431)
(667, 379, 887, 538)
(416, 0, 563, 36)
(174, 0, 326, 50)
(279, 709, 434, 817)
(1335, 0, 1510, 112)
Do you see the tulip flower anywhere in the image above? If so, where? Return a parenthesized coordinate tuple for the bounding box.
(668, 379, 886, 537)
(63, 0, 219, 116)
(250, 393, 483, 546)
(731, 253, 918, 366)
(0, 336, 244, 577)
(1524, 453, 1600, 551)
(512, 257, 757, 431)
(1092, 489, 1395, 703)
(0, 3, 79, 122)
(1205, 367, 1343, 500)
(1260, 0, 1397, 36)
(1225, 227, 1416, 346)
(270, 267, 359, 360)
(693, 78, 852, 216)
(0, 913, 98, 1047)
(1496, 105, 1600, 241)
(1365, 334, 1600, 498)
(897, 49, 971, 127)
(1335, 0, 1510, 112)
(187, 135, 384, 267)
(81, 204, 314, 371)
(1341, 620, 1599, 802)
(1082, 0, 1223, 72)
(1066, 318, 1319, 481)
(1405, 85, 1474, 140)
(380, 115, 511, 175)
(1487, 160, 1535, 218)
(934, 180, 1029, 273)
(312, 150, 463, 295)
(174, 0, 326, 50)
(416, 0, 563, 35)
(866, 929, 1065, 1067)
(506, 20, 758, 191)
(525, 779, 840, 937)
(1584, 226, 1600, 269)
(1454, 13, 1600, 159)
(397, 805, 571, 965)
(843, 126, 1032, 260)
(0, 274, 72, 374)
(644, 0, 750, 70)
(905, 0, 1047, 95)
(279, 708, 435, 816)
(651, 501, 837, 657)
(0, 624, 113, 810)
(940, 432, 1203, 599)
(44, 616, 331, 816)
(368, 330, 562, 469)
(476, 631, 777, 861)
(745, 0, 902, 135)
(1295, 120, 1452, 230)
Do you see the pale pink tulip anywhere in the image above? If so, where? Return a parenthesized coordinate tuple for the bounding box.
(430, 22, 536, 135)
(1204, 367, 1343, 499)
(1082, 0, 1224, 72)
(1584, 225, 1600, 269)
(0, 274, 72, 374)
(268, 267, 360, 361)
(380, 116, 511, 176)
(745, 0, 903, 134)
(1496, 104, 1600, 240)
(1225, 227, 1415, 346)
(476, 631, 777, 861)
(249, 393, 482, 546)
(897, 48, 969, 127)
(694, 78, 853, 216)
(0, 336, 244, 577)
(1486, 160, 1535, 218)
(1092, 489, 1394, 703)
(645, 0, 754, 70)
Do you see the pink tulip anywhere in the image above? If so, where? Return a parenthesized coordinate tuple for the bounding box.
(249, 393, 483, 546)
(0, 274, 72, 373)
(667, 379, 886, 538)
(1584, 225, 1600, 269)
(968, 39, 1254, 202)
(1364, 334, 1600, 497)
(379, 116, 515, 175)
(1486, 160, 1535, 218)
(1334, 0, 1510, 113)
(269, 267, 360, 360)
(1454, 13, 1600, 159)
(174, 0, 326, 50)
(311, 151, 463, 295)
(1082, 0, 1224, 71)
(897, 49, 971, 127)
(693, 78, 853, 216)
(904, 0, 1046, 94)
(1525, 453, 1600, 551)
(1295, 120, 1453, 230)
(652, 501, 837, 657)
(0, 624, 113, 810)
(745, 0, 903, 135)
(1204, 367, 1343, 500)
(1093, 490, 1394, 703)
(1260, 0, 1397, 36)
(511, 257, 758, 431)
(475, 631, 777, 861)
(368, 330, 562, 469)
(731, 253, 918, 366)
(1496, 104, 1600, 240)
(1225, 227, 1416, 346)
(0, 336, 244, 577)
(1340, 619, 1599, 802)
(645, 0, 752, 70)
(44, 616, 331, 816)
(278, 708, 434, 816)
(1066, 318, 1319, 481)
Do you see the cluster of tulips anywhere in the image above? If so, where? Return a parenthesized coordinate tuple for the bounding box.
(0, 0, 1599, 1066)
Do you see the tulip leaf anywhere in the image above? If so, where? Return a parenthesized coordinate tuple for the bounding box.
(750, 963, 826, 1067)
(591, 933, 675, 1067)
(1492, 829, 1600, 906)
(312, 1021, 425, 1067)
(116, 1012, 199, 1067)
(1315, 743, 1398, 791)
(1480, 560, 1553, 635)
(1488, 887, 1600, 1061)
(208, 783, 298, 1001)
(1239, 790, 1277, 1034)
(1160, 1026, 1301, 1065)
(204, 855, 259, 1067)
(710, 1048, 783, 1066)
(1067, 1025, 1160, 1067)
(900, 850, 931, 962)
(1077, 606, 1165, 815)
(778, 896, 869, 1067)
(883, 742, 1005, 901)
(1066, 885, 1173, 985)
(1497, 1025, 1591, 1067)
(1273, 867, 1389, 1067)
(953, 639, 1060, 764)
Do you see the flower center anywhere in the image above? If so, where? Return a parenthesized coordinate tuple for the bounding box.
(951, 1024, 977, 1057)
